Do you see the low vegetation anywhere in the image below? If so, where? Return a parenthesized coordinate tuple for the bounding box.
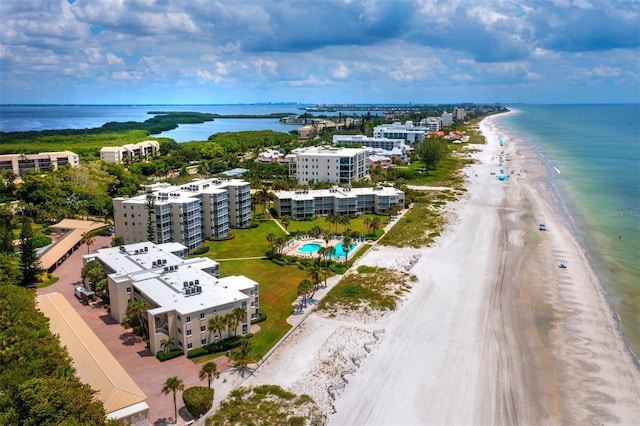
(317, 266, 417, 315)
(183, 386, 214, 418)
(206, 385, 325, 426)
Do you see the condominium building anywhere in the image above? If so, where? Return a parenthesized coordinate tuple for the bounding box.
(292, 146, 368, 185)
(273, 186, 405, 219)
(100, 140, 160, 164)
(85, 242, 259, 356)
(420, 117, 442, 132)
(453, 107, 466, 121)
(372, 121, 428, 143)
(441, 112, 453, 127)
(113, 178, 251, 251)
(332, 135, 408, 152)
(0, 151, 79, 176)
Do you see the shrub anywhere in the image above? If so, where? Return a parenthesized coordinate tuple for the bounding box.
(187, 336, 243, 359)
(183, 386, 214, 418)
(192, 246, 210, 255)
(156, 349, 183, 362)
(32, 235, 52, 249)
(251, 313, 267, 324)
(271, 258, 286, 266)
(329, 263, 347, 274)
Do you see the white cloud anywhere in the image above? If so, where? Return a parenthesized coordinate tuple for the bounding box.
(333, 63, 349, 79)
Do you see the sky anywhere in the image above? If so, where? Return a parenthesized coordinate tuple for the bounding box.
(1, 0, 639, 105)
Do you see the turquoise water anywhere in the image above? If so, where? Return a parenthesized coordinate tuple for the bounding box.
(299, 243, 321, 254)
(496, 104, 640, 357)
(331, 243, 357, 258)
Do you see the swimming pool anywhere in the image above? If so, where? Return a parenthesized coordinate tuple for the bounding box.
(298, 243, 321, 254)
(330, 243, 356, 258)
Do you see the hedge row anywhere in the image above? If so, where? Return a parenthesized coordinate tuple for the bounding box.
(156, 349, 183, 362)
(251, 313, 267, 324)
(192, 246, 210, 255)
(187, 335, 243, 359)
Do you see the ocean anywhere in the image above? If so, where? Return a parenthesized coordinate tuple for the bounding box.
(495, 104, 640, 358)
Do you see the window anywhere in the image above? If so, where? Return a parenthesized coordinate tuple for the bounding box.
(186, 330, 192, 336)
(186, 316, 191, 323)
(177, 315, 181, 321)
(187, 343, 193, 349)
(178, 328, 182, 334)
(200, 312, 205, 319)
(201, 325, 206, 332)
(126, 287, 131, 293)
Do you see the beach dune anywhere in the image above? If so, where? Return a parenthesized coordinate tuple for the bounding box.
(245, 113, 640, 425)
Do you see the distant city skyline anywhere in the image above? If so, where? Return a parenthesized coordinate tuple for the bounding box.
(1, 0, 638, 105)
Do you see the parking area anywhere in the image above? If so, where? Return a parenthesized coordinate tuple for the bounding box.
(39, 236, 231, 425)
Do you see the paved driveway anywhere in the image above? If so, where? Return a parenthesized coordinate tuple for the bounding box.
(39, 236, 230, 425)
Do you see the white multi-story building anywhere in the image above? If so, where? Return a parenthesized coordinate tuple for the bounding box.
(332, 135, 408, 152)
(100, 140, 160, 164)
(0, 151, 79, 176)
(113, 178, 251, 251)
(420, 117, 442, 132)
(372, 121, 428, 144)
(441, 112, 453, 127)
(453, 107, 466, 121)
(292, 147, 368, 186)
(273, 186, 404, 219)
(86, 242, 259, 356)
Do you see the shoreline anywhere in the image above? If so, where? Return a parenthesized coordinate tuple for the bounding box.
(492, 111, 640, 366)
(227, 110, 640, 424)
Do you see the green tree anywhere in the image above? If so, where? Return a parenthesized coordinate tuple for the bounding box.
(208, 315, 225, 342)
(326, 214, 339, 234)
(80, 260, 106, 291)
(307, 258, 324, 293)
(80, 231, 95, 254)
(297, 279, 313, 308)
(0, 253, 22, 285)
(231, 337, 253, 378)
(0, 208, 15, 253)
(145, 191, 156, 243)
(341, 232, 353, 265)
(19, 218, 42, 287)
(281, 215, 291, 232)
(199, 361, 220, 388)
(339, 215, 351, 233)
(160, 337, 175, 354)
(162, 376, 185, 424)
(229, 307, 246, 337)
(124, 298, 150, 340)
(111, 236, 124, 247)
(416, 138, 447, 175)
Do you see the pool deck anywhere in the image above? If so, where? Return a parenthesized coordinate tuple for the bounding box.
(282, 236, 361, 259)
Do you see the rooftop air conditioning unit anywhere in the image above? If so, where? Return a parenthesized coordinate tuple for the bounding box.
(189, 281, 194, 287)
(144, 247, 148, 252)
(175, 265, 179, 270)
(183, 281, 188, 288)
(164, 266, 169, 272)
(194, 279, 199, 285)
(162, 259, 167, 264)
(152, 261, 157, 267)
(196, 286, 202, 293)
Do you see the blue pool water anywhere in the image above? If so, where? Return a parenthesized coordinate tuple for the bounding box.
(298, 243, 321, 253)
(331, 243, 356, 258)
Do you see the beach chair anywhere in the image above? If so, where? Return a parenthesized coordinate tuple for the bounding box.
(539, 224, 547, 231)
(559, 260, 568, 269)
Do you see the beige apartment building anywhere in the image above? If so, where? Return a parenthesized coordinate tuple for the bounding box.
(0, 151, 79, 176)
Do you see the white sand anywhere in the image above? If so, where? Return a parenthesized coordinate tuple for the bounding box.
(238, 112, 640, 425)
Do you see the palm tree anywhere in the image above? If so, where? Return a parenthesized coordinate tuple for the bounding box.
(341, 232, 353, 265)
(208, 315, 225, 342)
(371, 217, 381, 234)
(297, 279, 313, 308)
(363, 217, 372, 233)
(160, 337, 174, 354)
(124, 298, 149, 339)
(281, 215, 291, 233)
(322, 228, 331, 246)
(223, 313, 234, 338)
(231, 337, 253, 377)
(199, 361, 220, 388)
(81, 231, 95, 254)
(307, 258, 324, 293)
(310, 225, 323, 238)
(339, 215, 351, 233)
(162, 376, 184, 424)
(326, 214, 339, 234)
(230, 307, 246, 336)
(266, 232, 277, 254)
(275, 236, 286, 254)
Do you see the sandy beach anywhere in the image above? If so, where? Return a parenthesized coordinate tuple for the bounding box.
(239, 112, 640, 425)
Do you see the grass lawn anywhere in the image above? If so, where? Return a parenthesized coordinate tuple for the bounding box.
(218, 258, 308, 358)
(201, 220, 286, 259)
